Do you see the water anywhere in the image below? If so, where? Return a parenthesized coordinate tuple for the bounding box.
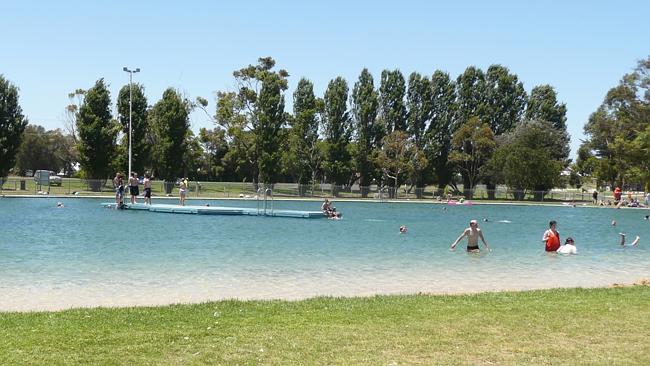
(1, 197, 649, 311)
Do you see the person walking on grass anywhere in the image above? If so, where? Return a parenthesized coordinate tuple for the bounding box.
(542, 220, 561, 252)
(450, 219, 491, 253)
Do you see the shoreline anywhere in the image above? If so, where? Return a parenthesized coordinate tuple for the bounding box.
(3, 279, 648, 313)
(2, 193, 648, 209)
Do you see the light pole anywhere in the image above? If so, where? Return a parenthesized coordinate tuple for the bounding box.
(122, 66, 140, 180)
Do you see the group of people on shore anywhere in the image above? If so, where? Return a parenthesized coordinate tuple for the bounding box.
(447, 217, 642, 254)
(112, 172, 152, 208)
(593, 187, 650, 208)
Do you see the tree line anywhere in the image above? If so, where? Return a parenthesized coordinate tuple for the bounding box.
(576, 56, 650, 191)
(2, 56, 593, 197)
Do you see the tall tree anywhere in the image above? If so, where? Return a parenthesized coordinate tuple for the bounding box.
(379, 69, 407, 134)
(581, 56, 650, 188)
(456, 66, 487, 125)
(149, 88, 190, 191)
(76, 78, 118, 189)
(351, 69, 379, 197)
(255, 72, 287, 183)
(484, 64, 527, 136)
(489, 120, 567, 200)
(374, 130, 427, 197)
(321, 76, 351, 195)
(115, 83, 149, 175)
(0, 75, 28, 181)
(406, 72, 433, 196)
(449, 116, 495, 198)
(286, 78, 321, 192)
(215, 57, 289, 186)
(426, 71, 457, 190)
(15, 125, 66, 175)
(482, 65, 528, 198)
(525, 85, 567, 131)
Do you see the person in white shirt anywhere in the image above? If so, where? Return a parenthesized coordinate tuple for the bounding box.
(557, 237, 577, 255)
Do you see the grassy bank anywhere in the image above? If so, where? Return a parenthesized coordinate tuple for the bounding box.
(1, 287, 649, 365)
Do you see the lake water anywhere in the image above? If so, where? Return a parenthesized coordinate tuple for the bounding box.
(1, 197, 649, 311)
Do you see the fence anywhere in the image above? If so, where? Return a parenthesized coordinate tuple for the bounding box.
(2, 176, 648, 204)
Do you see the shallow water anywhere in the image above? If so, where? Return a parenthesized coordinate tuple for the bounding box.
(1, 197, 649, 311)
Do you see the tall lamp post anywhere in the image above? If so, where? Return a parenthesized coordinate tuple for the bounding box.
(122, 67, 140, 180)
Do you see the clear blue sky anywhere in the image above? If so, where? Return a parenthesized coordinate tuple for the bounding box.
(2, 0, 648, 158)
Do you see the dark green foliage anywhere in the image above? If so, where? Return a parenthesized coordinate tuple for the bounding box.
(0, 75, 27, 179)
(115, 83, 149, 175)
(76, 79, 118, 181)
(490, 120, 567, 197)
(198, 127, 228, 181)
(455, 66, 487, 124)
(406, 72, 433, 193)
(285, 78, 320, 186)
(526, 85, 567, 132)
(15, 125, 74, 175)
(149, 88, 190, 182)
(379, 69, 407, 134)
(322, 77, 352, 189)
(351, 69, 379, 192)
(449, 117, 495, 197)
(215, 57, 289, 184)
(581, 56, 650, 188)
(426, 71, 457, 189)
(255, 73, 287, 183)
(484, 65, 527, 135)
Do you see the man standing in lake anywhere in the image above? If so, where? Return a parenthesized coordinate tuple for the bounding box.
(450, 219, 491, 253)
(542, 220, 561, 252)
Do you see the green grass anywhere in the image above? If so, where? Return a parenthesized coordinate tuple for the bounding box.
(1, 286, 649, 365)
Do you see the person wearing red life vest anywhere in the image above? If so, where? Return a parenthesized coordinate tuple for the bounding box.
(542, 220, 561, 252)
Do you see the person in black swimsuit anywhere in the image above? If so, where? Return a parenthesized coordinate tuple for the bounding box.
(450, 219, 491, 253)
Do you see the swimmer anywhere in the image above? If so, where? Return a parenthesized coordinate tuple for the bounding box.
(56, 202, 64, 208)
(450, 219, 491, 253)
(483, 218, 489, 222)
(399, 225, 407, 234)
(645, 215, 649, 220)
(619, 233, 640, 246)
(556, 237, 577, 254)
(611, 219, 616, 226)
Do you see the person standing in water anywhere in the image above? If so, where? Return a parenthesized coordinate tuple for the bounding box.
(542, 220, 561, 252)
(556, 237, 577, 254)
(450, 219, 491, 253)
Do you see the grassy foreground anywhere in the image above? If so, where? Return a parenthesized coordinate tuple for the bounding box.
(1, 287, 649, 365)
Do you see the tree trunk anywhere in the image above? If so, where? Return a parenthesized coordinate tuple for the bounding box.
(486, 182, 496, 200)
(164, 181, 175, 194)
(88, 179, 103, 192)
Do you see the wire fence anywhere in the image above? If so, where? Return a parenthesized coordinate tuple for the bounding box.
(2, 176, 649, 205)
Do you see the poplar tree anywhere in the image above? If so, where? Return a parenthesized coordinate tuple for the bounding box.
(322, 77, 351, 195)
(76, 79, 118, 189)
(406, 72, 433, 196)
(0, 75, 27, 181)
(351, 69, 379, 197)
(149, 88, 190, 191)
(116, 83, 149, 175)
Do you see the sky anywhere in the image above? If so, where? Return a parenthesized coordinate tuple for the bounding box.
(2, 0, 649, 158)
